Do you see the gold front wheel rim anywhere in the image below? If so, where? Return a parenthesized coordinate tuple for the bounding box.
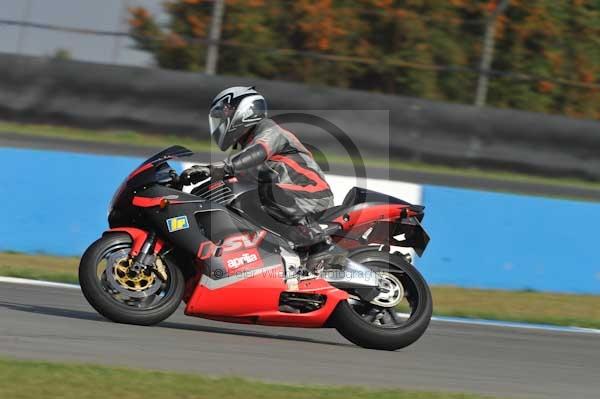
(112, 258, 156, 292)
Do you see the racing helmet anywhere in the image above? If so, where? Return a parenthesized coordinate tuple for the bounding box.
(209, 86, 267, 151)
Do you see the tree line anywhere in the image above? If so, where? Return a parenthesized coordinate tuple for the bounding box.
(129, 0, 600, 119)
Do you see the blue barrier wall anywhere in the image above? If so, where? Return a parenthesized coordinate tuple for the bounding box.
(1, 148, 144, 255)
(420, 186, 600, 294)
(2, 147, 600, 294)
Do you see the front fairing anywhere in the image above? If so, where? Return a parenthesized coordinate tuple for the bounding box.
(108, 146, 194, 225)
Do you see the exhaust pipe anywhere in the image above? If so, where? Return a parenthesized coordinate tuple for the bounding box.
(323, 259, 380, 289)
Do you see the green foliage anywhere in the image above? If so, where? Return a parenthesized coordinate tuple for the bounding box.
(127, 0, 599, 118)
(52, 48, 72, 60)
(0, 358, 501, 399)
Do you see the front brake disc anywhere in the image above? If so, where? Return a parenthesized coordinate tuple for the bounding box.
(104, 249, 163, 299)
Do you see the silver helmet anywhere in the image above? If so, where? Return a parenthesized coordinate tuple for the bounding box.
(208, 86, 267, 151)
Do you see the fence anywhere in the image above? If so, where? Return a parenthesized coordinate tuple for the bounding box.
(1, 52, 600, 181)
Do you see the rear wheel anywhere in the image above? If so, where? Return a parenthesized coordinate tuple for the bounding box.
(79, 233, 184, 326)
(330, 249, 432, 350)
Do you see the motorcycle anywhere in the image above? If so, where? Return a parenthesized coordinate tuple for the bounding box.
(79, 145, 432, 350)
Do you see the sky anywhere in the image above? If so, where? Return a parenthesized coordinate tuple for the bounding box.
(0, 0, 166, 65)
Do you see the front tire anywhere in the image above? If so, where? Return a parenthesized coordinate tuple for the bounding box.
(330, 249, 432, 350)
(79, 233, 184, 326)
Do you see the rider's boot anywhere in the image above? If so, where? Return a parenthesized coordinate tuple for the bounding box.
(293, 217, 347, 274)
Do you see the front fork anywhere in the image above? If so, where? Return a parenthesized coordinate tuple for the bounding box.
(129, 232, 157, 274)
(105, 228, 166, 279)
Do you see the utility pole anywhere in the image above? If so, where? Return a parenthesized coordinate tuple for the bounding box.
(474, 0, 510, 107)
(16, 0, 33, 54)
(111, 0, 130, 64)
(205, 0, 226, 75)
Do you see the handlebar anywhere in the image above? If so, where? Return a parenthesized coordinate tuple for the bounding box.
(166, 163, 235, 189)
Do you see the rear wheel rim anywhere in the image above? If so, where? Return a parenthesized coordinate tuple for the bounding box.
(94, 243, 176, 311)
(346, 261, 423, 329)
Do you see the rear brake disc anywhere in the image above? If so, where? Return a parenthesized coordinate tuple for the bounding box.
(369, 272, 404, 308)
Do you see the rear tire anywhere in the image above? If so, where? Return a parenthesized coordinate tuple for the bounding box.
(79, 233, 184, 326)
(330, 249, 432, 350)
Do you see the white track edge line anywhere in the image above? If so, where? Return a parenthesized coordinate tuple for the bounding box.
(1, 276, 599, 335)
(430, 315, 600, 335)
(0, 276, 80, 290)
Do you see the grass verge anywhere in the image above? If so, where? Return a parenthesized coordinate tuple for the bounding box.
(0, 357, 500, 399)
(432, 285, 600, 329)
(2, 120, 600, 194)
(1, 252, 599, 329)
(0, 252, 79, 285)
(0, 121, 216, 153)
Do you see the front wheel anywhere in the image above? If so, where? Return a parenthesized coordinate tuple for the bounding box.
(330, 249, 432, 350)
(79, 233, 184, 326)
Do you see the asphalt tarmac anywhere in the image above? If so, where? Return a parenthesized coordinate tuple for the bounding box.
(1, 281, 599, 399)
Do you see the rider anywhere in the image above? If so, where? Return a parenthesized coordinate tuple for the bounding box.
(180, 86, 334, 251)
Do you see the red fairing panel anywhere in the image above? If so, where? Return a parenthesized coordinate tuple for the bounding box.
(132, 196, 183, 208)
(333, 204, 408, 231)
(104, 227, 165, 256)
(132, 196, 163, 208)
(185, 267, 348, 328)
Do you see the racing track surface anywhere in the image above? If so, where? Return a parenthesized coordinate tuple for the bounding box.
(1, 282, 599, 399)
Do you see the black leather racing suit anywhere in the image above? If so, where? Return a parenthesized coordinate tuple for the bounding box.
(227, 118, 334, 245)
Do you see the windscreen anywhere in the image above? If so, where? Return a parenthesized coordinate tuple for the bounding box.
(137, 145, 194, 168)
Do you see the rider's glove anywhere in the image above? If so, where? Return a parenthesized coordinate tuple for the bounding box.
(209, 161, 233, 181)
(179, 165, 210, 185)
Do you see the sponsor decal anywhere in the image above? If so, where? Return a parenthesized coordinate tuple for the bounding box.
(166, 216, 189, 232)
(223, 248, 263, 274)
(227, 252, 259, 270)
(197, 230, 267, 260)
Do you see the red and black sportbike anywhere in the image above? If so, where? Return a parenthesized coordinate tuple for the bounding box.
(79, 146, 432, 350)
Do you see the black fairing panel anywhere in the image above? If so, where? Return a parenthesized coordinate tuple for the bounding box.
(195, 209, 251, 242)
(343, 187, 425, 213)
(135, 186, 254, 255)
(372, 218, 430, 257)
(229, 189, 302, 246)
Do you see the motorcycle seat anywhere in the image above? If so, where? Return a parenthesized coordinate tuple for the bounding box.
(315, 205, 346, 223)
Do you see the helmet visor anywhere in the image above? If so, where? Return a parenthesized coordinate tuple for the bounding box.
(209, 102, 235, 150)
